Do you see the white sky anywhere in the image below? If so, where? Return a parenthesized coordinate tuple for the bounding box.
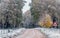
(22, 0, 31, 13)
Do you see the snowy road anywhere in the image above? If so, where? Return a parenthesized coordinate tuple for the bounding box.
(15, 29, 47, 38)
(0, 28, 60, 38)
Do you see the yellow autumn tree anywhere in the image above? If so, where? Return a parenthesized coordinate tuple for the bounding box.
(38, 14, 53, 28)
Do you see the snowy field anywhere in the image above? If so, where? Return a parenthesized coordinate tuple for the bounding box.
(34, 28, 60, 38)
(0, 28, 60, 38)
(0, 28, 26, 38)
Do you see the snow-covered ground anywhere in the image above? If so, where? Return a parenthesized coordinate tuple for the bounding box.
(35, 28, 60, 38)
(0, 28, 60, 38)
(0, 28, 26, 38)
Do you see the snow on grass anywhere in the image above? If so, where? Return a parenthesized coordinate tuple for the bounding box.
(0, 28, 26, 38)
(34, 28, 60, 38)
(0, 28, 60, 38)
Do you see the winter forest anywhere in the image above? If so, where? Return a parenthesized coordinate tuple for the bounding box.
(0, 0, 60, 29)
(0, 0, 60, 38)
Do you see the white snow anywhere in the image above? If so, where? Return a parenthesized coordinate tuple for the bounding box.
(0, 28, 60, 38)
(0, 28, 26, 38)
(35, 28, 60, 38)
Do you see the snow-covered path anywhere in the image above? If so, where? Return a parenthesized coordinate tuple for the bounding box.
(0, 28, 60, 38)
(16, 29, 47, 38)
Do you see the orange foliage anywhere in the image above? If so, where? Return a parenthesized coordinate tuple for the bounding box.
(38, 14, 53, 28)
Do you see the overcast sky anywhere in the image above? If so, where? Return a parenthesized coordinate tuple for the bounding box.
(22, 0, 31, 13)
